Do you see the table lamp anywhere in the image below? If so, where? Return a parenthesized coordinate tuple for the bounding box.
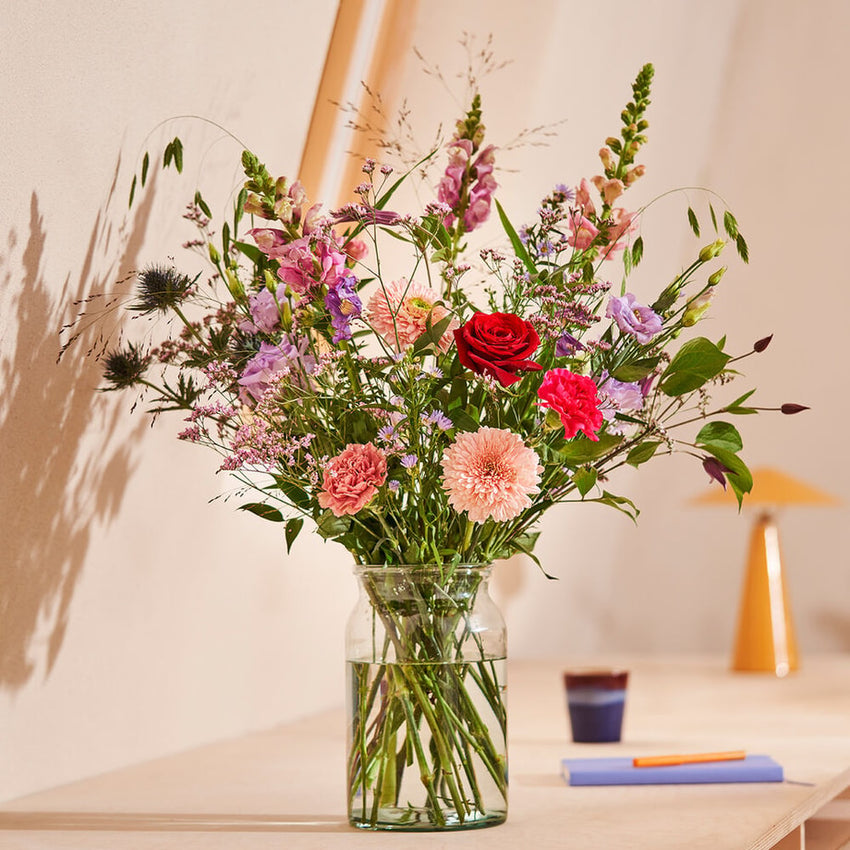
(692, 467, 839, 677)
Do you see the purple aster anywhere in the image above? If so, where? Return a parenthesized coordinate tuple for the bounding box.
(606, 293, 663, 345)
(400, 454, 417, 469)
(377, 424, 397, 443)
(324, 273, 362, 343)
(422, 410, 453, 431)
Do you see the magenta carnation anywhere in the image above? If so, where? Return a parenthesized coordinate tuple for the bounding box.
(537, 369, 603, 441)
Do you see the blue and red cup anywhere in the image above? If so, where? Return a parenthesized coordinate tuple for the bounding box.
(563, 669, 629, 743)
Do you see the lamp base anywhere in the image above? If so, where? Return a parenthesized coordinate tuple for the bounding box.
(731, 513, 798, 677)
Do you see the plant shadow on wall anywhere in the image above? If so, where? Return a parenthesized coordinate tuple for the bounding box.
(0, 162, 155, 691)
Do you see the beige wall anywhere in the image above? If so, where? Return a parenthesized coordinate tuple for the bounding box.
(1, 0, 847, 802)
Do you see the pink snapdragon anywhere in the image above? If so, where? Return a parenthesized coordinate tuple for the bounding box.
(275, 237, 346, 294)
(566, 212, 601, 251)
(437, 140, 497, 232)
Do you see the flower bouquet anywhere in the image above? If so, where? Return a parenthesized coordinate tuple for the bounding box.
(74, 62, 803, 830)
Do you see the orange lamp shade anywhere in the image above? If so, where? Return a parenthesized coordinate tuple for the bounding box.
(692, 467, 839, 677)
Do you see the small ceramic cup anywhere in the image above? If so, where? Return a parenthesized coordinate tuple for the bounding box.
(563, 669, 629, 743)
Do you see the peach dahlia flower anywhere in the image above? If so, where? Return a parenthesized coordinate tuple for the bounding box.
(366, 279, 457, 351)
(441, 427, 542, 523)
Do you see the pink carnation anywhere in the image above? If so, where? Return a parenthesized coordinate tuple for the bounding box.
(441, 427, 542, 523)
(366, 279, 458, 351)
(537, 369, 603, 441)
(317, 442, 387, 517)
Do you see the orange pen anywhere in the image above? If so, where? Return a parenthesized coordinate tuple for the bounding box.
(633, 750, 746, 768)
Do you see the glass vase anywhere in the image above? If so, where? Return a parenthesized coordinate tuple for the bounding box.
(345, 565, 508, 831)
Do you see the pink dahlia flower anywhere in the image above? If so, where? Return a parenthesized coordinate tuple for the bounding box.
(366, 279, 457, 351)
(441, 427, 542, 523)
(317, 442, 387, 517)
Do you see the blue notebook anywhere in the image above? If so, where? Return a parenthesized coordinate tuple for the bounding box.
(561, 755, 783, 786)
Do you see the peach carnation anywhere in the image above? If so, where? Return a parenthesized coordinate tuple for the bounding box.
(366, 279, 457, 351)
(317, 442, 387, 517)
(441, 427, 542, 523)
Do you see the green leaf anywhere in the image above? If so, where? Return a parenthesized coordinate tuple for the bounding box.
(232, 240, 264, 264)
(709, 203, 718, 231)
(141, 152, 150, 187)
(725, 388, 757, 415)
(273, 477, 312, 509)
(234, 187, 248, 229)
(222, 222, 231, 259)
(194, 190, 212, 219)
(659, 337, 731, 396)
(495, 199, 537, 276)
(631, 235, 644, 267)
(593, 490, 639, 521)
(702, 446, 753, 508)
(172, 137, 183, 173)
(412, 313, 454, 355)
(128, 174, 137, 208)
(626, 440, 662, 467)
(449, 407, 479, 432)
(316, 510, 351, 539)
(695, 421, 743, 453)
(510, 534, 557, 580)
(687, 207, 700, 237)
(239, 502, 284, 522)
(285, 517, 304, 553)
(610, 356, 659, 382)
(573, 467, 598, 497)
(555, 432, 623, 466)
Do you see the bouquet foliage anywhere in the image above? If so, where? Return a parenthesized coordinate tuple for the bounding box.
(86, 63, 797, 573)
(67, 61, 806, 831)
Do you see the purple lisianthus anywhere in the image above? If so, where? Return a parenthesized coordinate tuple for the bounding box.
(237, 342, 291, 404)
(240, 287, 283, 334)
(324, 273, 362, 343)
(599, 373, 644, 416)
(606, 293, 663, 345)
(238, 337, 317, 403)
(555, 331, 585, 358)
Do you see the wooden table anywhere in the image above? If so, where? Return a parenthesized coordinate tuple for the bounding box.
(2, 656, 850, 849)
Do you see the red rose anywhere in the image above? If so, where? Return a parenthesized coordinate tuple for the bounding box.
(537, 368, 603, 441)
(454, 312, 542, 386)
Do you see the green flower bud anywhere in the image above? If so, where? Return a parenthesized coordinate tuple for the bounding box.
(708, 266, 727, 287)
(224, 269, 244, 301)
(208, 243, 221, 264)
(698, 239, 725, 262)
(264, 270, 278, 292)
